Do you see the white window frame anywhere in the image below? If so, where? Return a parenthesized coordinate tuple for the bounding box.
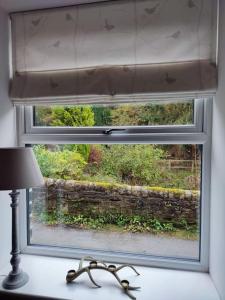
(17, 98, 212, 272)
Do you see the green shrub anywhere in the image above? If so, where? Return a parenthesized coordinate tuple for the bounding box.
(50, 106, 95, 127)
(98, 145, 166, 185)
(33, 145, 86, 180)
(62, 144, 91, 161)
(37, 211, 180, 233)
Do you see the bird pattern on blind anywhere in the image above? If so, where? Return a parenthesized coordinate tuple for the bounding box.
(10, 0, 217, 104)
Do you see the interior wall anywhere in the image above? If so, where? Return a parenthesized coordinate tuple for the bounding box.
(0, 6, 16, 269)
(210, 2, 225, 299)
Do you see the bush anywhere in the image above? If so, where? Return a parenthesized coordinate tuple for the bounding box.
(98, 145, 166, 185)
(62, 144, 91, 161)
(50, 106, 95, 127)
(34, 145, 86, 180)
(37, 211, 181, 233)
(88, 145, 103, 164)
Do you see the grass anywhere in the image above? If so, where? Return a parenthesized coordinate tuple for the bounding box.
(35, 211, 198, 240)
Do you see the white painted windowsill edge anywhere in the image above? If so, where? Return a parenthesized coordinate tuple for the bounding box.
(0, 255, 220, 300)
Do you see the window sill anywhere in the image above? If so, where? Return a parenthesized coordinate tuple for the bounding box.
(0, 255, 220, 300)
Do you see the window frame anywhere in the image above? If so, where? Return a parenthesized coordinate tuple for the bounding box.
(17, 98, 212, 272)
(24, 99, 203, 135)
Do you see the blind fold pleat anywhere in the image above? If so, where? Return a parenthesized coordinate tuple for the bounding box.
(10, 0, 218, 105)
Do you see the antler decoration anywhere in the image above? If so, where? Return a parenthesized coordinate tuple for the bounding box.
(66, 256, 141, 300)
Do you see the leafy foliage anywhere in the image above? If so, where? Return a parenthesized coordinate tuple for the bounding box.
(62, 144, 91, 161)
(35, 107, 52, 126)
(34, 143, 200, 190)
(88, 145, 103, 164)
(98, 145, 166, 185)
(50, 106, 95, 127)
(92, 106, 112, 126)
(34, 102, 200, 189)
(37, 211, 198, 236)
(35, 105, 94, 127)
(34, 145, 86, 180)
(110, 102, 193, 126)
(35, 101, 193, 128)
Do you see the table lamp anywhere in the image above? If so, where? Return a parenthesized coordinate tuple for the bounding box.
(0, 147, 44, 290)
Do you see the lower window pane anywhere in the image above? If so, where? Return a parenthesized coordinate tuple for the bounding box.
(29, 144, 201, 260)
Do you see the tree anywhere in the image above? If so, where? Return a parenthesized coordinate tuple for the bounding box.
(34, 106, 95, 127)
(111, 105, 141, 126)
(50, 106, 94, 127)
(111, 102, 193, 126)
(92, 106, 112, 126)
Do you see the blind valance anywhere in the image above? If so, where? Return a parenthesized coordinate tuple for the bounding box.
(10, 0, 218, 105)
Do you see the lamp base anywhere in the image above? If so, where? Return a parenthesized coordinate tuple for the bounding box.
(2, 270, 29, 290)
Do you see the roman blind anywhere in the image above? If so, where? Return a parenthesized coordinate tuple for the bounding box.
(10, 0, 218, 105)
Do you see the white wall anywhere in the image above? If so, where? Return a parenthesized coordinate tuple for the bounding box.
(0, 6, 16, 269)
(210, 2, 225, 299)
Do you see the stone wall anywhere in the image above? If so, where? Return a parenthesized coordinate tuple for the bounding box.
(31, 178, 200, 225)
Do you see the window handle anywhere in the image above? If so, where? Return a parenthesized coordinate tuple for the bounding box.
(103, 129, 127, 135)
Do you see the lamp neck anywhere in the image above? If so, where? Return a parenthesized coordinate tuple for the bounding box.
(9, 189, 20, 274)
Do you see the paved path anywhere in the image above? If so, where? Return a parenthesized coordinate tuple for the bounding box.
(31, 222, 199, 260)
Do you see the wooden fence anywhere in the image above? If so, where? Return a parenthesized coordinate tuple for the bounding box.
(157, 160, 200, 171)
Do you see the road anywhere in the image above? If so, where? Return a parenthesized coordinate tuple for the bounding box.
(31, 222, 199, 260)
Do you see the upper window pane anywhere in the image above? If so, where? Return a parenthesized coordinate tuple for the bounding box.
(33, 100, 194, 127)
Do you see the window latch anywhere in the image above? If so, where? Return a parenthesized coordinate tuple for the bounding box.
(103, 129, 127, 135)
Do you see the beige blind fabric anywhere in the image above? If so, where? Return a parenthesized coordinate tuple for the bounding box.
(10, 0, 218, 105)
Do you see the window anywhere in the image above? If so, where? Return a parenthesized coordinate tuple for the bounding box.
(18, 98, 211, 271)
(33, 100, 195, 127)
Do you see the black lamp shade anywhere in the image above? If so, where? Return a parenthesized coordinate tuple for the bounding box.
(0, 147, 44, 190)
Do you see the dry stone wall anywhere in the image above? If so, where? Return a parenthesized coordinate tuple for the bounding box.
(31, 178, 200, 225)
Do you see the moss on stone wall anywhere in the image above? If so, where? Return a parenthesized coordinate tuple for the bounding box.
(31, 178, 200, 225)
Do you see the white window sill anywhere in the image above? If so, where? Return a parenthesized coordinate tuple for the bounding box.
(0, 255, 220, 300)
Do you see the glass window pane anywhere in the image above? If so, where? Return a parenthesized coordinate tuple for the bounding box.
(29, 144, 201, 260)
(33, 100, 194, 127)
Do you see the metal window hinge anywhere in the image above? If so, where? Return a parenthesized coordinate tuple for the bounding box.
(103, 129, 127, 135)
